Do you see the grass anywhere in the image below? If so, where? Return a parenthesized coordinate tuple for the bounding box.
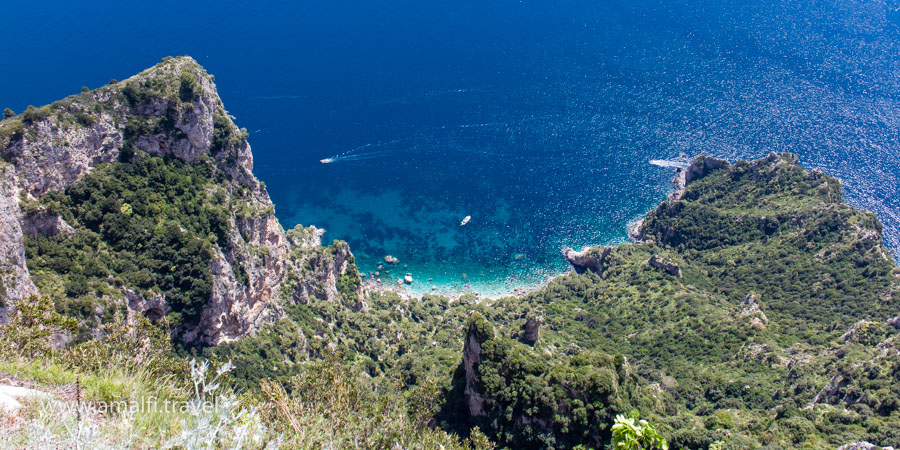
(0, 355, 188, 443)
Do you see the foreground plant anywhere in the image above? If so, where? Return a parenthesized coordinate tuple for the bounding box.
(167, 359, 275, 449)
(611, 413, 668, 450)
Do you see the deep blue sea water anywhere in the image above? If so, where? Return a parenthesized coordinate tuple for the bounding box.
(3, 1, 899, 295)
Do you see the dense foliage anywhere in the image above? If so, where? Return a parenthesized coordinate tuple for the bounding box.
(641, 155, 896, 338)
(25, 155, 230, 332)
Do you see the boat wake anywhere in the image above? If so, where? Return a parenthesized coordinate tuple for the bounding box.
(320, 140, 404, 164)
(649, 159, 690, 169)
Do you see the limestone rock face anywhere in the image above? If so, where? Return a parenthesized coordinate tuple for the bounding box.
(190, 210, 293, 345)
(683, 154, 731, 186)
(282, 230, 359, 306)
(0, 165, 38, 313)
(21, 213, 75, 238)
(124, 287, 171, 323)
(563, 246, 611, 274)
(888, 316, 900, 330)
(0, 57, 357, 345)
(463, 314, 494, 418)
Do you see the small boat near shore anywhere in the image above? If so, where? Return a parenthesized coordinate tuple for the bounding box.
(320, 158, 334, 164)
(460, 215, 471, 227)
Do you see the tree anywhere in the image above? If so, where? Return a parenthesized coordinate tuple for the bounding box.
(611, 414, 668, 450)
(2, 108, 13, 119)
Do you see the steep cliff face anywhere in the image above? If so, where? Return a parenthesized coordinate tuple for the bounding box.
(461, 313, 492, 418)
(0, 165, 38, 312)
(0, 57, 359, 345)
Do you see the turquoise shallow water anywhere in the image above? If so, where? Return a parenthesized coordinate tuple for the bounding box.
(2, 1, 899, 296)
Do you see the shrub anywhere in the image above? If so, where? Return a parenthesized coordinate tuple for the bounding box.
(21, 104, 52, 124)
(73, 111, 96, 127)
(0, 119, 26, 143)
(0, 296, 78, 359)
(178, 72, 199, 103)
(210, 111, 238, 153)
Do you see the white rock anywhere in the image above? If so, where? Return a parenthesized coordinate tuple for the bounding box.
(0, 385, 50, 414)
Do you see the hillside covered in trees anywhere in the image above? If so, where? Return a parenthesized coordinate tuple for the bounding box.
(1, 59, 898, 449)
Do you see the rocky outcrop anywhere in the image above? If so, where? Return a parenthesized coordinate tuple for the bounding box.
(837, 443, 894, 450)
(664, 154, 731, 202)
(0, 164, 38, 311)
(3, 58, 235, 197)
(563, 246, 611, 274)
(627, 219, 645, 242)
(282, 225, 359, 306)
(740, 293, 769, 330)
(124, 287, 170, 323)
(647, 254, 681, 277)
(21, 213, 75, 237)
(521, 315, 542, 344)
(888, 316, 900, 330)
(283, 234, 359, 306)
(683, 154, 731, 186)
(0, 57, 357, 345)
(463, 313, 494, 417)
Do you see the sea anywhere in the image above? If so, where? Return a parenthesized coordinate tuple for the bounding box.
(2, 0, 899, 296)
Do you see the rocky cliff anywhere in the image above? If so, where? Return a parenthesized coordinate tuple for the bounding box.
(0, 57, 359, 345)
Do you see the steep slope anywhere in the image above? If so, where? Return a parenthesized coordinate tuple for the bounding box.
(209, 152, 899, 447)
(431, 153, 900, 448)
(0, 57, 358, 345)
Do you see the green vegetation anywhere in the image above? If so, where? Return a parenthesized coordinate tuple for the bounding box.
(640, 155, 895, 337)
(211, 110, 244, 154)
(441, 315, 659, 448)
(611, 414, 669, 450)
(3, 56, 898, 448)
(3, 108, 13, 119)
(213, 153, 899, 448)
(0, 117, 26, 145)
(21, 104, 53, 124)
(25, 155, 230, 332)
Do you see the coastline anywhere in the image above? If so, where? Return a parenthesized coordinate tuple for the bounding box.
(354, 153, 731, 301)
